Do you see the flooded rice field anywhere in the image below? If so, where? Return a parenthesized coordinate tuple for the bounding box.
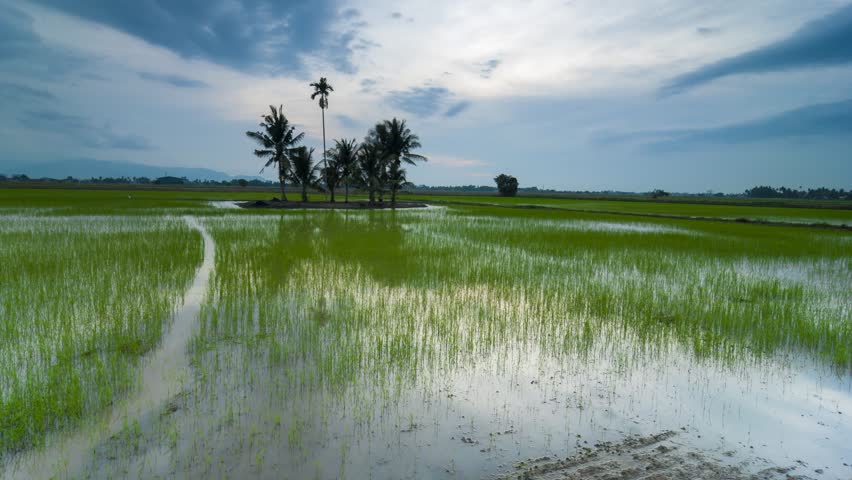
(1, 207, 850, 479)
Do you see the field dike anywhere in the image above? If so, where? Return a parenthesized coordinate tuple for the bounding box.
(2, 216, 214, 480)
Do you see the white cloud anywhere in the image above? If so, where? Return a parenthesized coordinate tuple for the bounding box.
(428, 155, 490, 168)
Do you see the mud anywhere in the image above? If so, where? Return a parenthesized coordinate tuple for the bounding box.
(499, 431, 816, 480)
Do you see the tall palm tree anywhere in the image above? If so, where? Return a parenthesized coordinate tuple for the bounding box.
(289, 146, 320, 202)
(374, 118, 427, 204)
(327, 138, 360, 202)
(309, 77, 333, 193)
(356, 139, 384, 204)
(245, 105, 304, 201)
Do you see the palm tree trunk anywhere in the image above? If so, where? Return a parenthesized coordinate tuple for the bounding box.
(391, 188, 397, 205)
(278, 164, 288, 201)
(321, 107, 327, 200)
(302, 185, 308, 202)
(345, 182, 349, 203)
(330, 186, 335, 203)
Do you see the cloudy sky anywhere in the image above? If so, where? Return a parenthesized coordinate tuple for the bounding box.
(1, 0, 851, 192)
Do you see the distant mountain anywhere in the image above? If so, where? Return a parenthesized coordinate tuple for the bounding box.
(0, 158, 264, 181)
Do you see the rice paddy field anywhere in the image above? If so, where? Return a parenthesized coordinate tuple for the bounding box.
(1, 188, 850, 479)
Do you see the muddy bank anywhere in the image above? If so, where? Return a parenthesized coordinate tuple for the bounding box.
(499, 431, 819, 480)
(238, 198, 428, 209)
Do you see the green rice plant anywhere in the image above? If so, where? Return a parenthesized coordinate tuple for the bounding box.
(0, 215, 202, 454)
(188, 206, 850, 437)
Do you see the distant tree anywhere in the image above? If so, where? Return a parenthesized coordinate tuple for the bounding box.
(289, 146, 321, 202)
(154, 176, 184, 185)
(327, 138, 360, 202)
(651, 189, 670, 199)
(237, 179, 248, 187)
(310, 77, 334, 192)
(245, 105, 304, 201)
(356, 139, 385, 204)
(494, 174, 518, 196)
(373, 118, 427, 205)
(745, 186, 778, 198)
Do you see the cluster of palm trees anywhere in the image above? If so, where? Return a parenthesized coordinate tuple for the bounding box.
(245, 78, 427, 205)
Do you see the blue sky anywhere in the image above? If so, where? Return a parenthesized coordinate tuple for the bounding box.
(1, 0, 851, 192)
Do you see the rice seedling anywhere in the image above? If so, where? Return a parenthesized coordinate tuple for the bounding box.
(0, 194, 848, 479)
(0, 215, 202, 455)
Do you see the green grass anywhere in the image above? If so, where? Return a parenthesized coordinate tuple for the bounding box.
(0, 215, 202, 453)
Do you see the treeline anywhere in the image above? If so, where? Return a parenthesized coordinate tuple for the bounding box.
(0, 173, 277, 187)
(745, 186, 851, 200)
(409, 184, 569, 194)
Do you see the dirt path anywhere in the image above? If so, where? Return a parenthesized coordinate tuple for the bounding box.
(498, 431, 817, 480)
(2, 216, 214, 480)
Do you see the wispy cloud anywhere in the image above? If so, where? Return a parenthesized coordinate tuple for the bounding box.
(660, 3, 852, 96)
(335, 114, 360, 129)
(18, 110, 154, 151)
(387, 86, 452, 117)
(479, 59, 501, 79)
(695, 26, 721, 36)
(0, 82, 55, 101)
(444, 101, 471, 117)
(26, 0, 363, 74)
(0, 4, 87, 78)
(429, 155, 489, 168)
(613, 99, 852, 150)
(138, 72, 207, 88)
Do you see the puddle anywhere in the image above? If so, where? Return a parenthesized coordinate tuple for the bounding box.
(208, 201, 242, 209)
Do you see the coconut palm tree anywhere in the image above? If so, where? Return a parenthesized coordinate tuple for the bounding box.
(289, 146, 320, 202)
(386, 160, 413, 199)
(310, 77, 334, 192)
(374, 118, 427, 204)
(322, 159, 343, 203)
(356, 139, 384, 204)
(245, 105, 304, 201)
(327, 138, 360, 202)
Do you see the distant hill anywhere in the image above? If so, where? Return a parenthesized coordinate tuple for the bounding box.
(0, 158, 263, 182)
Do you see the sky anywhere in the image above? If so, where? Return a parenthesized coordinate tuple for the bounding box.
(1, 0, 851, 192)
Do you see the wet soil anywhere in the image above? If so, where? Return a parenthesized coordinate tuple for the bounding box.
(499, 431, 817, 480)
